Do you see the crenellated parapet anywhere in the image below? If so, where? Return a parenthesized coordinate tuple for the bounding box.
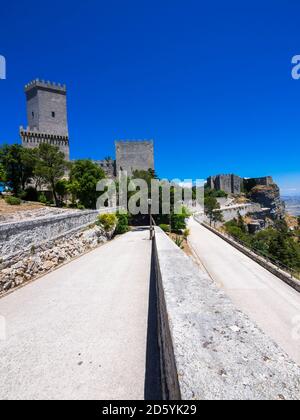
(20, 126, 69, 160)
(24, 79, 66, 93)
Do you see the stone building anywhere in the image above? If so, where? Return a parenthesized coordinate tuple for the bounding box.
(115, 140, 154, 177)
(93, 159, 116, 178)
(243, 176, 274, 192)
(207, 174, 242, 195)
(19, 80, 155, 177)
(20, 80, 70, 160)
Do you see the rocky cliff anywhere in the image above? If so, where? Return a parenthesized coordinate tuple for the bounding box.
(249, 183, 285, 220)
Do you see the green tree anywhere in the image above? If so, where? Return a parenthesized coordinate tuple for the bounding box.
(0, 163, 6, 183)
(204, 196, 220, 226)
(212, 209, 224, 227)
(55, 179, 69, 206)
(70, 160, 105, 209)
(237, 211, 247, 233)
(35, 143, 68, 206)
(0, 144, 35, 194)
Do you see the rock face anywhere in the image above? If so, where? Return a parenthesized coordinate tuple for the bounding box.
(0, 225, 111, 295)
(249, 184, 285, 220)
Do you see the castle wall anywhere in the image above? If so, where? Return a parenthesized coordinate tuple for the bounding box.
(115, 141, 154, 176)
(93, 160, 116, 178)
(207, 174, 242, 195)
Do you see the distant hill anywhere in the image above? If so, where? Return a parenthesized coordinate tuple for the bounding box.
(282, 196, 300, 216)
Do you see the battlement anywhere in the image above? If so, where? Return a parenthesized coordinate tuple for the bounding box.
(19, 126, 69, 140)
(115, 139, 154, 145)
(25, 79, 66, 93)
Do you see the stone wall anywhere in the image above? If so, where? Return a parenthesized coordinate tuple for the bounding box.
(115, 140, 154, 177)
(153, 226, 300, 400)
(207, 174, 242, 195)
(0, 210, 99, 259)
(219, 203, 262, 222)
(0, 224, 111, 296)
(198, 221, 300, 293)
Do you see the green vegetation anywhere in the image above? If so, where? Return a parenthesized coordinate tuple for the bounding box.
(5, 196, 21, 206)
(159, 224, 170, 233)
(34, 143, 68, 206)
(204, 186, 228, 198)
(224, 218, 300, 275)
(38, 192, 47, 204)
(0, 144, 107, 210)
(204, 196, 224, 226)
(115, 212, 129, 234)
(0, 144, 35, 194)
(97, 213, 118, 232)
(170, 206, 190, 233)
(69, 159, 106, 209)
(183, 228, 190, 239)
(174, 235, 184, 249)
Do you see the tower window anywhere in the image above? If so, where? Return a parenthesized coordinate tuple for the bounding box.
(32, 112, 34, 118)
(52, 112, 55, 118)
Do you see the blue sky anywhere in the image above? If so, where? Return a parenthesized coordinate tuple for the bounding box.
(0, 0, 299, 194)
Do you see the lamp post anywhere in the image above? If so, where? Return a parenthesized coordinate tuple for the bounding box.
(148, 198, 153, 240)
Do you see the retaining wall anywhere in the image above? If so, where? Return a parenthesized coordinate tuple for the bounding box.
(153, 226, 300, 400)
(0, 210, 99, 259)
(198, 221, 300, 293)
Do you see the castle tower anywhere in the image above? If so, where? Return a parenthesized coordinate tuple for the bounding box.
(20, 79, 70, 160)
(115, 140, 154, 177)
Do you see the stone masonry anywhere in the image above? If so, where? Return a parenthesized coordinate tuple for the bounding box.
(20, 79, 70, 160)
(115, 140, 154, 176)
(207, 174, 242, 195)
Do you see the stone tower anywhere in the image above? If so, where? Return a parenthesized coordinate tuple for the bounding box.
(20, 79, 70, 160)
(115, 140, 154, 177)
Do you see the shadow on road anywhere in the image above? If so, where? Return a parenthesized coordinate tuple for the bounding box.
(144, 243, 163, 400)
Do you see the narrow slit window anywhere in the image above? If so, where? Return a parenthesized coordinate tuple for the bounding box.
(52, 111, 55, 118)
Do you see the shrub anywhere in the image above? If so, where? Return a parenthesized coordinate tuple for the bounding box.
(115, 212, 129, 235)
(38, 193, 47, 204)
(5, 196, 21, 206)
(183, 228, 190, 239)
(159, 224, 170, 233)
(17, 190, 27, 200)
(171, 213, 187, 232)
(98, 213, 117, 232)
(174, 235, 184, 249)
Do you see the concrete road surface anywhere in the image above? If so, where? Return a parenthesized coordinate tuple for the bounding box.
(0, 228, 153, 400)
(188, 218, 300, 365)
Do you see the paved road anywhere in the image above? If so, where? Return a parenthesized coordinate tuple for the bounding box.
(188, 218, 300, 365)
(0, 229, 152, 400)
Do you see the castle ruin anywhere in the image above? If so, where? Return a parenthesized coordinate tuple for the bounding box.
(207, 174, 242, 195)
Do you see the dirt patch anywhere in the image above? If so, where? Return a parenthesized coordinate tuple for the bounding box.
(285, 213, 299, 230)
(0, 198, 44, 215)
(167, 232, 193, 257)
(0, 198, 76, 224)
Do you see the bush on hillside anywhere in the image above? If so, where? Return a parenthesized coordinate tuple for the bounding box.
(115, 212, 129, 235)
(97, 213, 118, 232)
(5, 196, 21, 206)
